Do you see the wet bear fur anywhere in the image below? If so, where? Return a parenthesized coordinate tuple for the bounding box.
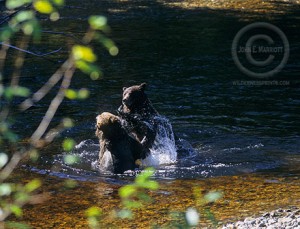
(117, 83, 158, 156)
(95, 112, 144, 174)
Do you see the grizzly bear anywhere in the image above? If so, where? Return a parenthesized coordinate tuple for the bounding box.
(117, 83, 158, 156)
(95, 112, 144, 174)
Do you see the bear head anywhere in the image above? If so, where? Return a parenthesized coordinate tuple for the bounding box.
(96, 112, 123, 140)
(121, 83, 147, 111)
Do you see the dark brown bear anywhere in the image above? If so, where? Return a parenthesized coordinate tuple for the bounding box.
(95, 112, 144, 174)
(117, 83, 158, 156)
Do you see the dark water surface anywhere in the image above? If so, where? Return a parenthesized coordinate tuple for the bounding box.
(6, 0, 300, 180)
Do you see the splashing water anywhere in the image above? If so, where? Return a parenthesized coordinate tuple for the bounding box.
(142, 115, 177, 167)
(99, 150, 113, 172)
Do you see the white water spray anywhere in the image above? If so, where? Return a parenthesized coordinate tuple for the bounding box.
(142, 115, 177, 167)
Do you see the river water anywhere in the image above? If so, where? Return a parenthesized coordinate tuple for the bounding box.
(14, 0, 299, 180)
(2, 0, 300, 227)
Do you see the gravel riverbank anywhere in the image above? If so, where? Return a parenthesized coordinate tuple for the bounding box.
(222, 207, 300, 229)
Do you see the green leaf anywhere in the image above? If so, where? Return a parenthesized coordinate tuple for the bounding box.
(118, 185, 136, 198)
(15, 11, 34, 23)
(85, 206, 102, 218)
(29, 149, 39, 162)
(65, 89, 77, 100)
(62, 138, 76, 152)
(3, 129, 19, 143)
(137, 192, 151, 202)
(72, 45, 97, 62)
(185, 207, 199, 226)
(52, 0, 64, 6)
(135, 167, 156, 184)
(0, 183, 12, 196)
(63, 179, 77, 189)
(62, 118, 74, 128)
(10, 205, 23, 217)
(5, 221, 32, 229)
(77, 88, 90, 99)
(117, 209, 133, 219)
(6, 0, 32, 10)
(33, 0, 54, 14)
(109, 46, 119, 56)
(74, 61, 102, 80)
(22, 21, 35, 35)
(88, 16, 107, 30)
(204, 191, 222, 203)
(0, 27, 14, 41)
(14, 191, 30, 202)
(64, 154, 79, 165)
(138, 180, 159, 190)
(4, 86, 30, 100)
(50, 12, 60, 21)
(25, 179, 41, 193)
(123, 199, 143, 209)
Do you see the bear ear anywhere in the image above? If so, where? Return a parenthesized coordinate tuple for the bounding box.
(139, 82, 147, 91)
(123, 87, 127, 91)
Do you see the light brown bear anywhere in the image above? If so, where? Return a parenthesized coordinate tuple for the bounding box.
(95, 112, 144, 174)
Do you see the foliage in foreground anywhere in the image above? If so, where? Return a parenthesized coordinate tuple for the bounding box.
(86, 167, 222, 228)
(0, 0, 117, 224)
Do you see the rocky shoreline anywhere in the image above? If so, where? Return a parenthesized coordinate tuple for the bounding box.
(222, 207, 300, 229)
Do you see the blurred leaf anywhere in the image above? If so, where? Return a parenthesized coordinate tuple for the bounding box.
(109, 46, 119, 56)
(63, 179, 77, 189)
(77, 88, 90, 99)
(137, 192, 152, 202)
(118, 185, 136, 198)
(22, 21, 35, 35)
(123, 199, 143, 209)
(30, 19, 42, 40)
(62, 138, 76, 152)
(185, 207, 199, 226)
(10, 205, 23, 217)
(204, 191, 222, 203)
(62, 118, 74, 128)
(25, 179, 41, 193)
(117, 209, 133, 219)
(88, 16, 107, 30)
(4, 86, 30, 100)
(138, 180, 159, 190)
(90, 68, 102, 80)
(0, 153, 8, 168)
(6, 0, 32, 10)
(52, 0, 64, 6)
(64, 154, 79, 165)
(85, 206, 102, 218)
(0, 27, 14, 41)
(33, 0, 54, 14)
(0, 183, 12, 196)
(75, 60, 101, 80)
(135, 167, 156, 184)
(50, 12, 60, 21)
(15, 11, 34, 23)
(86, 206, 101, 229)
(6, 221, 32, 229)
(14, 191, 30, 202)
(65, 89, 77, 100)
(2, 129, 19, 143)
(29, 149, 39, 162)
(72, 45, 97, 62)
